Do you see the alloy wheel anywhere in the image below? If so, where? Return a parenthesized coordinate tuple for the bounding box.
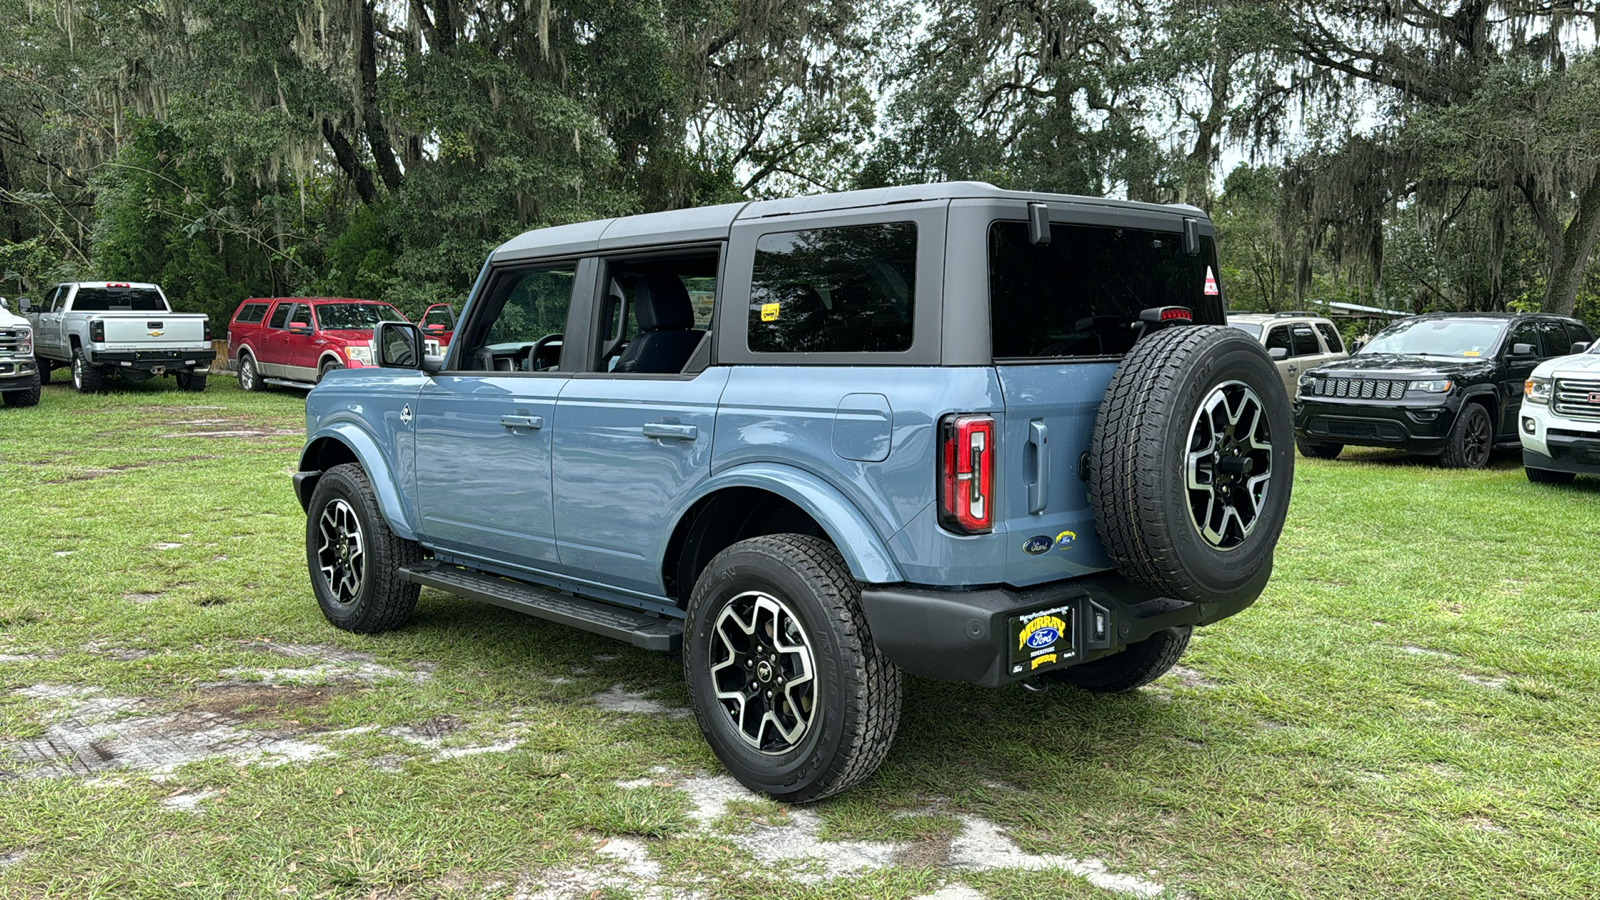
(1185, 381, 1273, 549)
(315, 498, 365, 605)
(708, 591, 817, 754)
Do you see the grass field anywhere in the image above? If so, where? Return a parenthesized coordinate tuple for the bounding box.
(1, 377, 1598, 900)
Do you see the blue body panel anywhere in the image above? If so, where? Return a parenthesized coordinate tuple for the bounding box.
(301, 368, 430, 541)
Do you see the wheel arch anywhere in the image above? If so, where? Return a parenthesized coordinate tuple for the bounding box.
(661, 465, 904, 607)
(318, 350, 346, 372)
(295, 427, 418, 542)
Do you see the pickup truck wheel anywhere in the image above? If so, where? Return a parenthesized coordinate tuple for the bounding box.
(37, 361, 51, 385)
(2, 372, 41, 407)
(236, 353, 262, 392)
(1439, 402, 1492, 469)
(70, 349, 104, 393)
(1295, 438, 1343, 459)
(318, 360, 344, 383)
(305, 463, 421, 634)
(174, 370, 207, 392)
(684, 534, 901, 803)
(1090, 325, 1294, 607)
(1047, 626, 1191, 694)
(1526, 466, 1576, 485)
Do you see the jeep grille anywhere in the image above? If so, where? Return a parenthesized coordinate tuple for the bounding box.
(1311, 377, 1407, 400)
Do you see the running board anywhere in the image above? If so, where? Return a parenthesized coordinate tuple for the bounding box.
(262, 377, 313, 390)
(400, 561, 683, 651)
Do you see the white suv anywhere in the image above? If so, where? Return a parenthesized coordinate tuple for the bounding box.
(1521, 337, 1600, 483)
(1227, 312, 1350, 399)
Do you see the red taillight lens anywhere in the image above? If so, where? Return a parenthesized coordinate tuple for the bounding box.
(939, 414, 995, 534)
(204, 319, 212, 341)
(89, 320, 105, 342)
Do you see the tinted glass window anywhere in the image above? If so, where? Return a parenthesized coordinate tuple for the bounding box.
(989, 221, 1224, 359)
(1568, 322, 1594, 349)
(1290, 325, 1320, 357)
(748, 223, 916, 354)
(421, 306, 454, 329)
(455, 265, 575, 372)
(1264, 327, 1291, 356)
(1507, 321, 1540, 356)
(267, 303, 292, 329)
(1228, 321, 1262, 339)
(315, 303, 406, 330)
(236, 303, 268, 324)
(72, 287, 166, 312)
(284, 305, 310, 327)
(1538, 320, 1572, 357)
(1315, 322, 1344, 354)
(1361, 318, 1506, 358)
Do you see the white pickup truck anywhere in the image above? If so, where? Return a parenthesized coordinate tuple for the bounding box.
(20, 282, 214, 393)
(0, 298, 41, 407)
(1521, 338, 1600, 483)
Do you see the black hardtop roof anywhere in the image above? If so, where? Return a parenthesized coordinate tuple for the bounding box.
(491, 181, 1206, 261)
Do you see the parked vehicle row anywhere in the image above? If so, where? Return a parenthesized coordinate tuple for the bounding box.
(1520, 340, 1600, 483)
(21, 282, 214, 392)
(229, 297, 455, 391)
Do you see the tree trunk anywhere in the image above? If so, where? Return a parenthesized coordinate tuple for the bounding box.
(0, 145, 22, 243)
(360, 1, 405, 194)
(321, 118, 378, 205)
(1537, 169, 1600, 317)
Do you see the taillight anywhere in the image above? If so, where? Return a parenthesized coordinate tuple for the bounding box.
(89, 320, 105, 342)
(204, 319, 212, 341)
(939, 414, 995, 534)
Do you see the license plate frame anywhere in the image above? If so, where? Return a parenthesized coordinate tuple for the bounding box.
(1008, 603, 1078, 677)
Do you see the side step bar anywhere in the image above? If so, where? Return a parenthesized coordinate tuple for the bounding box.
(262, 377, 313, 390)
(400, 561, 683, 651)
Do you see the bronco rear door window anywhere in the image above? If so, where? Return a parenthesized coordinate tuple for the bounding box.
(746, 222, 917, 353)
(989, 221, 1224, 359)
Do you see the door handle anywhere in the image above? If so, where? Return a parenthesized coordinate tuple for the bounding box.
(1027, 420, 1049, 514)
(643, 422, 698, 441)
(1287, 364, 1298, 374)
(500, 415, 543, 430)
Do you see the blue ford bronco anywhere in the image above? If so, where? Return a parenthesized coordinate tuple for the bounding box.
(294, 182, 1293, 801)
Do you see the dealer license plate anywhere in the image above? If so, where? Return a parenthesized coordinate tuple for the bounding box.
(1008, 603, 1077, 676)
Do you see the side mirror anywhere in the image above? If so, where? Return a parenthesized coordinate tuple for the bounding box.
(425, 323, 445, 332)
(1268, 347, 1288, 360)
(288, 321, 313, 335)
(375, 321, 422, 369)
(1572, 341, 1590, 354)
(0, 297, 9, 311)
(17, 298, 31, 313)
(1349, 340, 1364, 353)
(1512, 342, 1536, 357)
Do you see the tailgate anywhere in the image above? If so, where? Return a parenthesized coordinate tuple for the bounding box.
(994, 363, 1117, 586)
(99, 314, 209, 350)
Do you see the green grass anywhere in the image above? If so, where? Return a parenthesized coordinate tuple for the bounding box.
(2, 379, 1599, 899)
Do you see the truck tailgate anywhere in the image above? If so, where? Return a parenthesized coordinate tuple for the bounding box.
(98, 314, 209, 350)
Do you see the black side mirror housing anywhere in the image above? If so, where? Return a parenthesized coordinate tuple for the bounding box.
(375, 321, 423, 370)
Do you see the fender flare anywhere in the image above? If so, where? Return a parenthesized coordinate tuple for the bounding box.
(317, 350, 347, 373)
(669, 463, 904, 584)
(298, 423, 417, 542)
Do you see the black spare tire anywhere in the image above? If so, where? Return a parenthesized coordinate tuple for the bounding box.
(1089, 325, 1293, 606)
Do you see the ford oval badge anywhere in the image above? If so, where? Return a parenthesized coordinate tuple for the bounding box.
(1022, 535, 1054, 555)
(1026, 627, 1060, 649)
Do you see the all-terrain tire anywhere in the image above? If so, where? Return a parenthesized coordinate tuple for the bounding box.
(237, 352, 262, 392)
(305, 463, 422, 634)
(174, 370, 207, 392)
(70, 348, 104, 393)
(37, 361, 51, 385)
(1439, 402, 1492, 469)
(318, 359, 344, 383)
(1296, 438, 1343, 459)
(1090, 325, 1294, 607)
(1047, 626, 1192, 694)
(684, 534, 901, 803)
(1, 372, 40, 407)
(1525, 466, 1576, 485)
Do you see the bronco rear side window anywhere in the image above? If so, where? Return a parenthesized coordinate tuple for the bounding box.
(747, 222, 917, 354)
(989, 222, 1224, 359)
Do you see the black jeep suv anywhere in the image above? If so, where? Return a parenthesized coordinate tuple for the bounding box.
(1294, 312, 1594, 468)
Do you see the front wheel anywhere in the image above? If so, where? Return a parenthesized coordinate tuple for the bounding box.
(37, 361, 52, 385)
(1296, 438, 1343, 459)
(684, 534, 901, 803)
(318, 359, 344, 383)
(1440, 403, 1492, 469)
(2, 372, 41, 407)
(305, 463, 421, 633)
(1526, 466, 1576, 485)
(174, 370, 207, 392)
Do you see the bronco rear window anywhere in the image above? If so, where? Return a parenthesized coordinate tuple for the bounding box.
(989, 221, 1224, 359)
(72, 287, 166, 312)
(747, 222, 917, 354)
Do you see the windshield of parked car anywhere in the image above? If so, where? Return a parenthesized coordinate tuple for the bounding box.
(314, 303, 406, 331)
(1228, 322, 1262, 339)
(1359, 318, 1506, 358)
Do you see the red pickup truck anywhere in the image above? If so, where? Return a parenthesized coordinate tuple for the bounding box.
(228, 297, 425, 390)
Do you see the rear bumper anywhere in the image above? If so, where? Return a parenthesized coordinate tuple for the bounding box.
(860, 573, 1255, 688)
(1294, 397, 1457, 453)
(91, 348, 216, 372)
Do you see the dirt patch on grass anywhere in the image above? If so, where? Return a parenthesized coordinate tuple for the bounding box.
(189, 682, 352, 726)
(41, 455, 218, 484)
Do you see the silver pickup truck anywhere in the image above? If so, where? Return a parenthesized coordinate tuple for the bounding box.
(0, 298, 41, 407)
(20, 282, 214, 392)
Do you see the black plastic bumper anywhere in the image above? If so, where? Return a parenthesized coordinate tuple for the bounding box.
(1295, 397, 1456, 453)
(1525, 435, 1600, 475)
(860, 573, 1256, 687)
(92, 348, 216, 371)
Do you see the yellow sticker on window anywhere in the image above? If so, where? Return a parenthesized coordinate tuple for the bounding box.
(760, 302, 780, 322)
(1463, 351, 1480, 357)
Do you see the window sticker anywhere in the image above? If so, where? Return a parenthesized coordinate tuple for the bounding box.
(1204, 267, 1220, 296)
(760, 302, 780, 322)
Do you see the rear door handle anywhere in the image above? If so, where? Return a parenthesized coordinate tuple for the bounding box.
(1287, 364, 1298, 374)
(500, 415, 543, 430)
(643, 422, 698, 441)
